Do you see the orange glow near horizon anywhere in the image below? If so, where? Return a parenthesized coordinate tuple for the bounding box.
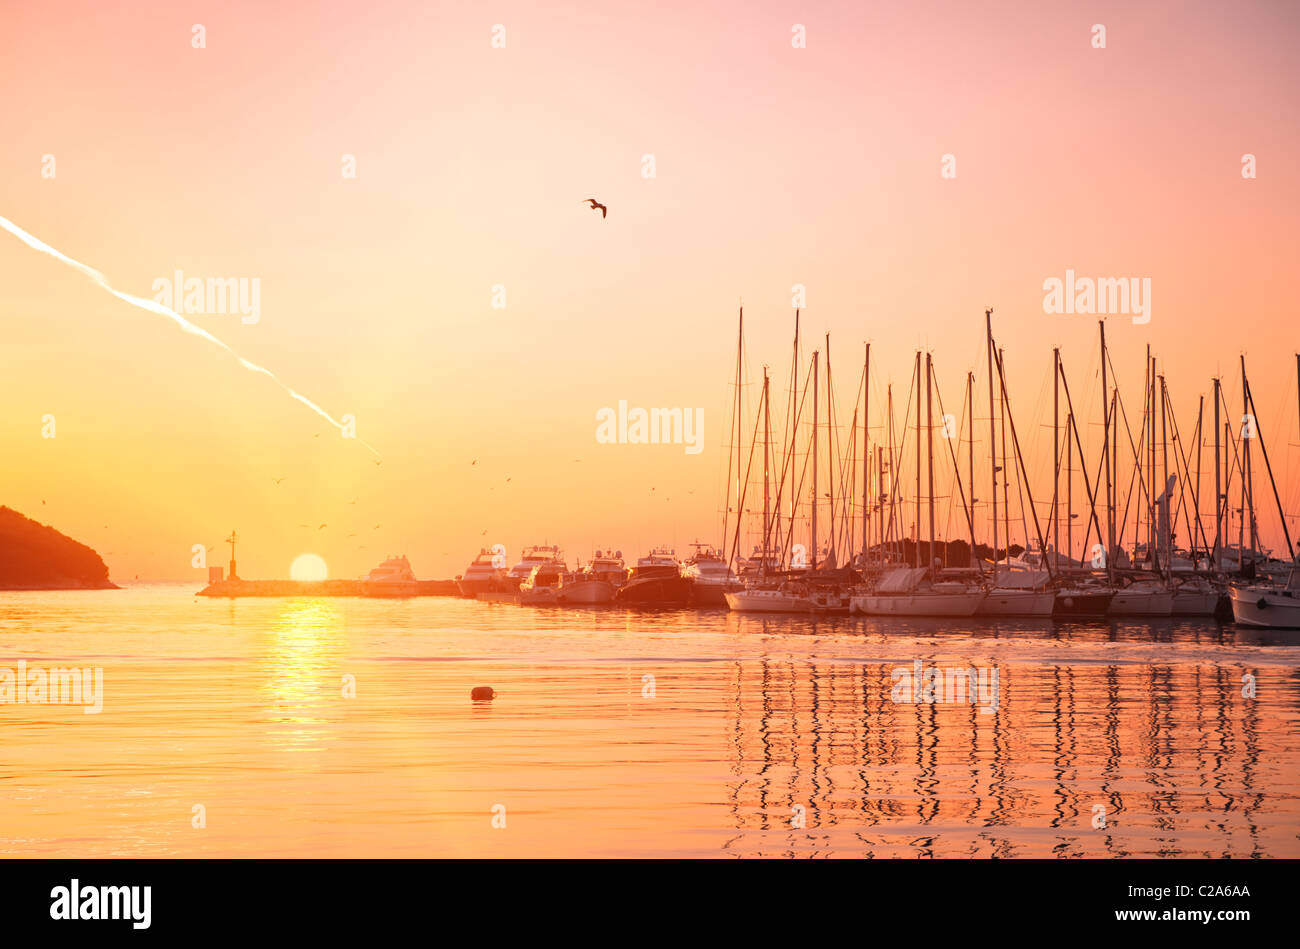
(2, 1, 1299, 581)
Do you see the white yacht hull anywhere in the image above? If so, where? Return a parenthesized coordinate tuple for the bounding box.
(1108, 588, 1174, 616)
(1229, 587, 1300, 628)
(725, 590, 812, 613)
(1171, 590, 1220, 616)
(557, 580, 616, 604)
(976, 589, 1056, 616)
(850, 592, 985, 616)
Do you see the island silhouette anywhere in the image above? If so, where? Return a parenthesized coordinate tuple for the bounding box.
(0, 506, 117, 590)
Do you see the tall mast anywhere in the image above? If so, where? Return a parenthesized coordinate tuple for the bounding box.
(862, 342, 870, 566)
(1053, 347, 1061, 573)
(1213, 376, 1222, 561)
(825, 334, 835, 564)
(1066, 409, 1073, 566)
(1194, 394, 1203, 569)
(1149, 345, 1159, 553)
(968, 370, 978, 569)
(811, 350, 819, 571)
(1000, 348, 1010, 565)
(762, 368, 771, 566)
(1164, 369, 1175, 577)
(985, 309, 998, 583)
(886, 384, 895, 562)
(1242, 355, 1254, 561)
(1100, 321, 1115, 581)
(915, 350, 923, 569)
(926, 352, 936, 576)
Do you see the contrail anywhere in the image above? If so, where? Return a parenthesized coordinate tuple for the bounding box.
(0, 215, 380, 457)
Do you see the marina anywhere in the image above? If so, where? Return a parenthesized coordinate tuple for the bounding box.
(194, 309, 1300, 632)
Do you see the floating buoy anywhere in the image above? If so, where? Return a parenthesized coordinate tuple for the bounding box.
(471, 686, 495, 701)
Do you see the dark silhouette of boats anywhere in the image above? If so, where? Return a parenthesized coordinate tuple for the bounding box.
(615, 547, 692, 606)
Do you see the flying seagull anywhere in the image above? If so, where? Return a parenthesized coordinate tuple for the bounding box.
(584, 198, 607, 219)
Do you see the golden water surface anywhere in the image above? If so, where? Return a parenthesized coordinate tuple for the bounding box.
(2, 584, 1297, 857)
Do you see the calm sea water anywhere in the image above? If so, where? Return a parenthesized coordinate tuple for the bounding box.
(2, 583, 1298, 858)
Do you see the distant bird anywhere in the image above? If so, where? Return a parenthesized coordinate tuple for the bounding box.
(314, 433, 321, 438)
(374, 460, 382, 466)
(273, 477, 285, 485)
(41, 499, 46, 505)
(373, 524, 381, 529)
(318, 523, 328, 530)
(584, 198, 607, 219)
(349, 498, 358, 504)
(471, 460, 477, 466)
(505, 477, 511, 482)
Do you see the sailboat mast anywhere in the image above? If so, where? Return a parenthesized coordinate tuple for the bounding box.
(915, 350, 922, 569)
(1160, 371, 1169, 579)
(762, 368, 771, 561)
(1100, 321, 1115, 581)
(1000, 348, 1009, 567)
(1213, 376, 1222, 561)
(985, 309, 998, 584)
(968, 370, 978, 570)
(1242, 355, 1255, 560)
(926, 352, 936, 576)
(1053, 347, 1061, 573)
(1067, 409, 1073, 566)
(1194, 394, 1203, 568)
(811, 350, 819, 572)
(887, 383, 895, 562)
(862, 343, 870, 566)
(825, 334, 835, 564)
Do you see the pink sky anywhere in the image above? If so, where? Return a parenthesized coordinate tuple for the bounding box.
(2, 0, 1298, 579)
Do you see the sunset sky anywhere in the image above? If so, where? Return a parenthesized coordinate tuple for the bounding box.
(2, 0, 1298, 581)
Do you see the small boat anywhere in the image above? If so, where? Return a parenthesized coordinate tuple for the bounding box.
(1229, 565, 1300, 628)
(680, 543, 739, 606)
(1052, 585, 1115, 618)
(456, 548, 506, 598)
(1170, 577, 1221, 616)
(518, 558, 568, 606)
(976, 569, 1055, 617)
(557, 550, 626, 605)
(615, 547, 692, 606)
(1108, 579, 1174, 616)
(725, 582, 812, 613)
(850, 567, 985, 617)
(506, 545, 563, 590)
(362, 554, 420, 597)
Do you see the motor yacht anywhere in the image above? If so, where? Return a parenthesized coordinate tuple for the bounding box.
(361, 554, 420, 597)
(1229, 565, 1300, 628)
(557, 550, 626, 605)
(456, 548, 506, 598)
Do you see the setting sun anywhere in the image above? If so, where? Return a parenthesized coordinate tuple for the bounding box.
(289, 553, 328, 581)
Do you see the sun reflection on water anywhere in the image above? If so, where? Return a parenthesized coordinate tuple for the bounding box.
(258, 598, 347, 753)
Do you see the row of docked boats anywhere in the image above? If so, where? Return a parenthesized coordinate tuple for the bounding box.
(455, 542, 737, 607)
(723, 557, 1241, 618)
(452, 541, 1300, 625)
